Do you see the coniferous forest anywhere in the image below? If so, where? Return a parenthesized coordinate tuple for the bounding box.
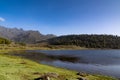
(1, 33, 120, 49)
(47, 34, 120, 49)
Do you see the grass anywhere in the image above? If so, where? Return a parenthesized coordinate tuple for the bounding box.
(0, 44, 88, 51)
(0, 54, 79, 80)
(0, 54, 117, 80)
(0, 45, 118, 80)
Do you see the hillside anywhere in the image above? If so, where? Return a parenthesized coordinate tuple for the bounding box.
(0, 37, 11, 44)
(1, 26, 120, 49)
(46, 34, 120, 49)
(0, 26, 55, 43)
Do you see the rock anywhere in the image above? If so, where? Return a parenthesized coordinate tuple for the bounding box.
(77, 77, 87, 80)
(43, 76, 50, 80)
(77, 72, 88, 77)
(45, 72, 59, 78)
(34, 72, 58, 80)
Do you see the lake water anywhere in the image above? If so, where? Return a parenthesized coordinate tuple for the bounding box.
(12, 50, 120, 78)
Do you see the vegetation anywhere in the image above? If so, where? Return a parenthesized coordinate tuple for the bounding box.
(0, 54, 76, 80)
(0, 35, 119, 80)
(47, 34, 120, 49)
(0, 51, 117, 80)
(0, 37, 11, 44)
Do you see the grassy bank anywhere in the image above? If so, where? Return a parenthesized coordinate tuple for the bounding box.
(0, 44, 88, 51)
(0, 49, 118, 80)
(0, 54, 77, 80)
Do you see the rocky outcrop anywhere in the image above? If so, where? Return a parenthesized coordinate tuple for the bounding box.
(34, 76, 50, 80)
(77, 72, 89, 77)
(34, 72, 59, 80)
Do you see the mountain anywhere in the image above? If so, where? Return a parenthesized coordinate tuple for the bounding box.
(46, 34, 120, 49)
(0, 26, 56, 43)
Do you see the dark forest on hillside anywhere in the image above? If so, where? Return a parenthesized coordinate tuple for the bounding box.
(0, 37, 11, 44)
(47, 35, 120, 49)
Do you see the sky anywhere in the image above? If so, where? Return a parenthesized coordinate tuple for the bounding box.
(0, 0, 120, 36)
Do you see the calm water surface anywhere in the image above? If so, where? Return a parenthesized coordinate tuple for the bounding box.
(13, 50, 120, 78)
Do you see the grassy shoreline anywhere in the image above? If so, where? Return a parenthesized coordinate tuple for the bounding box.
(0, 46, 118, 80)
(1, 44, 120, 52)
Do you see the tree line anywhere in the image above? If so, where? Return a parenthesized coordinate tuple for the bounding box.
(47, 34, 120, 49)
(0, 37, 11, 44)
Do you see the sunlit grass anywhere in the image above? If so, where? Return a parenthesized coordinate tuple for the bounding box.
(0, 54, 78, 80)
(0, 47, 118, 80)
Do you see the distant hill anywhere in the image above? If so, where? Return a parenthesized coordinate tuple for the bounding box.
(0, 26, 56, 43)
(46, 34, 120, 49)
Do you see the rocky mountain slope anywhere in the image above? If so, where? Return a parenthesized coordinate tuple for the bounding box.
(0, 26, 55, 43)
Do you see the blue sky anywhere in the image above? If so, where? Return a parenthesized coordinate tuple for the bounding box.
(0, 0, 120, 35)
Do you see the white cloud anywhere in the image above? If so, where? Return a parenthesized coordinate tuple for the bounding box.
(0, 17, 5, 22)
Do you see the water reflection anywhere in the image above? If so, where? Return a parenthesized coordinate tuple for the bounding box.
(8, 50, 120, 78)
(9, 51, 80, 63)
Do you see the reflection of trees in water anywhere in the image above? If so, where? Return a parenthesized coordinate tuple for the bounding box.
(47, 55, 80, 63)
(9, 51, 80, 63)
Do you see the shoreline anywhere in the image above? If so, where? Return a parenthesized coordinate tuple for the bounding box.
(1, 44, 120, 52)
(0, 44, 117, 52)
(0, 48, 119, 80)
(9, 49, 120, 79)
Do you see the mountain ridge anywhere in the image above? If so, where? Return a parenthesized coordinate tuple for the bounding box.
(0, 26, 56, 43)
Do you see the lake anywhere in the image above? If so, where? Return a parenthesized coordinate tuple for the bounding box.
(11, 50, 120, 78)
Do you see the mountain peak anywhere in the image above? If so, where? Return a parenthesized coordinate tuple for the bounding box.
(0, 26, 56, 43)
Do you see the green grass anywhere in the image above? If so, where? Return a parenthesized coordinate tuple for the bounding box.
(0, 46, 118, 80)
(0, 44, 87, 51)
(0, 54, 78, 80)
(0, 54, 117, 80)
